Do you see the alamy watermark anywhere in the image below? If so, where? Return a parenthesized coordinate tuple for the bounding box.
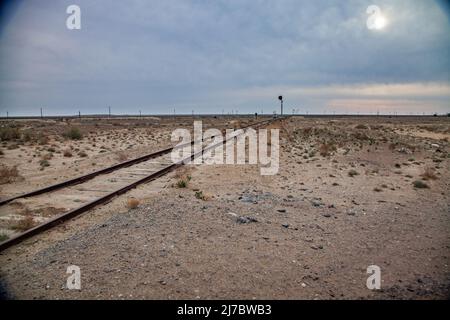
(366, 5, 387, 30)
(171, 121, 280, 176)
(366, 265, 381, 290)
(66, 265, 81, 290)
(66, 5, 81, 30)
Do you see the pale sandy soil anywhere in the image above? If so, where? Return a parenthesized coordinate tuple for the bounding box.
(0, 116, 449, 299)
(0, 116, 255, 238)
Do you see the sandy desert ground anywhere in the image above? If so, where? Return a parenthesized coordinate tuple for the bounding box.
(0, 115, 449, 299)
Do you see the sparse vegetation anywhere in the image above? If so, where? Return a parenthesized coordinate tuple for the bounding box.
(12, 216, 36, 232)
(195, 191, 207, 200)
(63, 150, 73, 157)
(63, 127, 83, 140)
(318, 142, 336, 157)
(0, 233, 9, 242)
(0, 164, 21, 184)
(0, 126, 20, 141)
(348, 169, 359, 177)
(126, 198, 140, 209)
(176, 175, 191, 188)
(421, 167, 438, 181)
(413, 180, 429, 189)
(39, 159, 50, 168)
(116, 151, 128, 162)
(38, 134, 49, 145)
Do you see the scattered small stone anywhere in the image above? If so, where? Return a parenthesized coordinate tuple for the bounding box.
(282, 223, 290, 229)
(226, 212, 238, 218)
(237, 216, 258, 224)
(311, 200, 323, 207)
(322, 213, 332, 218)
(277, 209, 287, 213)
(347, 209, 357, 216)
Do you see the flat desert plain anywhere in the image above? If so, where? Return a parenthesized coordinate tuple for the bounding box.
(0, 115, 449, 299)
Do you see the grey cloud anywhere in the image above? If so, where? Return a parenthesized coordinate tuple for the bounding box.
(0, 0, 449, 115)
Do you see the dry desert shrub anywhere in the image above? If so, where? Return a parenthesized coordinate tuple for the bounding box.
(421, 167, 438, 180)
(41, 153, 53, 161)
(63, 150, 73, 157)
(0, 126, 20, 141)
(0, 164, 21, 184)
(195, 191, 208, 200)
(318, 142, 337, 157)
(63, 127, 83, 140)
(176, 175, 191, 188)
(126, 198, 140, 209)
(348, 169, 359, 177)
(12, 216, 36, 232)
(38, 133, 49, 145)
(413, 180, 429, 189)
(116, 151, 128, 162)
(0, 233, 9, 242)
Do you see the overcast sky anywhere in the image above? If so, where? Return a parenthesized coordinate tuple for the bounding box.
(0, 0, 449, 116)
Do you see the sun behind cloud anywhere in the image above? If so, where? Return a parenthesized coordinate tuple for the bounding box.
(374, 15, 388, 30)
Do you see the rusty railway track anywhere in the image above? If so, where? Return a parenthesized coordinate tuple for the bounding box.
(0, 117, 285, 251)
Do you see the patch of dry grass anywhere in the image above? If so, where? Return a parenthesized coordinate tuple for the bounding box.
(0, 233, 9, 242)
(12, 216, 37, 232)
(421, 167, 438, 181)
(195, 190, 210, 201)
(63, 127, 83, 140)
(413, 180, 429, 189)
(0, 164, 21, 184)
(116, 151, 128, 162)
(318, 142, 337, 157)
(126, 198, 140, 209)
(0, 126, 20, 141)
(348, 169, 359, 177)
(63, 150, 73, 157)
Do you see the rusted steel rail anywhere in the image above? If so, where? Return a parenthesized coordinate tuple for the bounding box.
(0, 117, 285, 251)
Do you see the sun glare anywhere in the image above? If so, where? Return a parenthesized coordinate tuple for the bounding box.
(374, 15, 387, 30)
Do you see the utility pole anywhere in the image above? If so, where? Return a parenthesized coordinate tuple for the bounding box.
(278, 96, 283, 115)
(139, 110, 142, 118)
(108, 106, 111, 118)
(6, 111, 8, 119)
(79, 111, 81, 119)
(40, 108, 43, 119)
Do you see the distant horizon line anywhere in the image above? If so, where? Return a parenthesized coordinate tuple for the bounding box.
(0, 112, 448, 120)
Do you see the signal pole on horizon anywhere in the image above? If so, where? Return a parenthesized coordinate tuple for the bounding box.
(278, 96, 283, 115)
